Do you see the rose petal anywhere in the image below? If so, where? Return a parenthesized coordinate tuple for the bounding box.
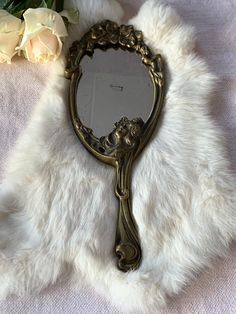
(0, 31, 21, 62)
(0, 52, 11, 63)
(0, 10, 22, 63)
(37, 29, 58, 55)
(22, 8, 67, 39)
(0, 10, 22, 33)
(24, 40, 36, 62)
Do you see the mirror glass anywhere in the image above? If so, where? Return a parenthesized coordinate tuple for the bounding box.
(76, 48, 153, 137)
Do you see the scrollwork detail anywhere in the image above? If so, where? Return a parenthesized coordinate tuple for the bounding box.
(65, 20, 163, 83)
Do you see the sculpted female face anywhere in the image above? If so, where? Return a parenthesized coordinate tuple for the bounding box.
(112, 117, 144, 147)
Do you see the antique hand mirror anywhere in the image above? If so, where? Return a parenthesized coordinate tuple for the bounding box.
(65, 20, 165, 272)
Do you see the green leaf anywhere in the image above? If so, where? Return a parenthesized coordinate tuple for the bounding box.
(1, 0, 14, 9)
(13, 0, 25, 5)
(46, 0, 54, 9)
(8, 1, 25, 15)
(0, 0, 7, 6)
(13, 9, 24, 18)
(25, 0, 47, 8)
(60, 9, 79, 24)
(38, 0, 47, 8)
(1, 0, 48, 14)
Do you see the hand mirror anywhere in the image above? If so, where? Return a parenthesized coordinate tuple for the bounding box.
(65, 20, 165, 272)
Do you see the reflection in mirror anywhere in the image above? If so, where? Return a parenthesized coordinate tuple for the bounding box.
(77, 49, 153, 137)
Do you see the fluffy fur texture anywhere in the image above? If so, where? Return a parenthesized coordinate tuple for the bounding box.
(0, 0, 235, 312)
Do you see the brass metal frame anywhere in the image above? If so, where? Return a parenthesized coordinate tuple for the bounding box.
(65, 20, 165, 272)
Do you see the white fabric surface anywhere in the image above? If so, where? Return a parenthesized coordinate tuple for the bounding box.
(0, 0, 235, 313)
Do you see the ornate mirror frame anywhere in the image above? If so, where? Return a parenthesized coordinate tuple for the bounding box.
(65, 20, 165, 272)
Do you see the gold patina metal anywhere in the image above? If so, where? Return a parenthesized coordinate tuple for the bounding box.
(65, 20, 165, 272)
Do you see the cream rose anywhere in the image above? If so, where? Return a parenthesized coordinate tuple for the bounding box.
(0, 10, 23, 64)
(19, 8, 68, 63)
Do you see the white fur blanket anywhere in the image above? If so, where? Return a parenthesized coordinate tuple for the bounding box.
(0, 0, 235, 312)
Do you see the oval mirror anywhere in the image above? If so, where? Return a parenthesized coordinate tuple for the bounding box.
(77, 48, 153, 137)
(65, 20, 165, 272)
